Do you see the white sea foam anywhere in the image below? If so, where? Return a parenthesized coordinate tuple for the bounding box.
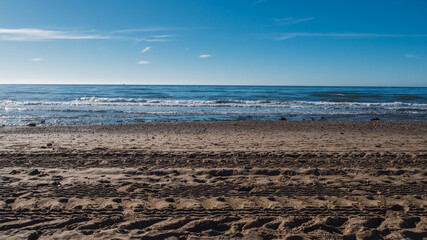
(1, 97, 426, 110)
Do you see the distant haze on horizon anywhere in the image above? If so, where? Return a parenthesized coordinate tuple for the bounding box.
(0, 84, 426, 88)
(0, 0, 426, 87)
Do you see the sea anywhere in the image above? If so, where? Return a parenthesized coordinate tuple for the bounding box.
(0, 85, 426, 125)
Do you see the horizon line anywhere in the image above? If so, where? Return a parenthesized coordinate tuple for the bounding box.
(0, 83, 426, 88)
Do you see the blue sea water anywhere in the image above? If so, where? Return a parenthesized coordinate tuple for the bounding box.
(0, 85, 426, 125)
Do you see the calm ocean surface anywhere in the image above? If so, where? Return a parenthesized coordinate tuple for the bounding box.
(0, 85, 426, 125)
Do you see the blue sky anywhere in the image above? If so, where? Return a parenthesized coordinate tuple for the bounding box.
(0, 0, 426, 86)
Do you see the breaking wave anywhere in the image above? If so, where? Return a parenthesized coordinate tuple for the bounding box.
(1, 97, 426, 111)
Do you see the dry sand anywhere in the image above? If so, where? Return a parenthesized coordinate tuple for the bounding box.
(0, 121, 426, 239)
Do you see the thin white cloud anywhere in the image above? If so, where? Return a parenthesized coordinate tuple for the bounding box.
(114, 27, 183, 33)
(141, 47, 152, 53)
(153, 35, 175, 38)
(274, 17, 315, 25)
(270, 32, 427, 40)
(405, 54, 422, 59)
(200, 54, 211, 58)
(143, 38, 169, 42)
(136, 35, 175, 42)
(31, 58, 43, 61)
(138, 60, 150, 64)
(0, 28, 110, 41)
(0, 28, 180, 42)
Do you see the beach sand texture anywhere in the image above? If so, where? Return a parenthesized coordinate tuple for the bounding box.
(0, 121, 426, 239)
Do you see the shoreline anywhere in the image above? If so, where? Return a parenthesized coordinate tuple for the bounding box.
(2, 119, 426, 130)
(3, 115, 427, 127)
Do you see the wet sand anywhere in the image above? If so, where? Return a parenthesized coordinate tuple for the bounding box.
(0, 121, 426, 239)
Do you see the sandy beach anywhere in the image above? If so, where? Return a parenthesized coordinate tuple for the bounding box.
(0, 121, 426, 239)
